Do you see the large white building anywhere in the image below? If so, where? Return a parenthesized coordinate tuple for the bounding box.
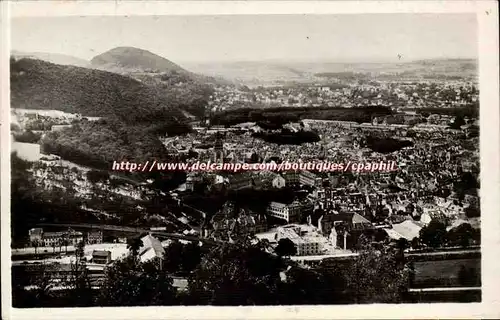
(266, 201, 302, 223)
(276, 225, 324, 256)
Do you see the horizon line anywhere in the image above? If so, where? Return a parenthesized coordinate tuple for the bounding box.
(10, 49, 478, 65)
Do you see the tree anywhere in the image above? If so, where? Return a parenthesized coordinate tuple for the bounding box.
(343, 247, 409, 304)
(181, 242, 202, 273)
(66, 240, 94, 306)
(12, 262, 57, 307)
(396, 238, 409, 265)
(162, 240, 184, 273)
(126, 237, 144, 262)
(97, 258, 177, 306)
(278, 265, 347, 305)
(86, 170, 110, 184)
(275, 238, 297, 257)
(419, 220, 448, 248)
(187, 240, 284, 305)
(411, 237, 421, 249)
(33, 240, 40, 255)
(457, 265, 480, 287)
(449, 115, 466, 129)
(447, 223, 474, 248)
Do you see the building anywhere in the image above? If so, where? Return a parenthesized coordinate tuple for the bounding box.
(86, 230, 103, 245)
(272, 175, 286, 189)
(33, 228, 84, 247)
(276, 225, 324, 256)
(383, 220, 423, 241)
(317, 211, 373, 250)
(213, 136, 225, 162)
(267, 201, 302, 223)
(139, 234, 165, 262)
(299, 171, 318, 187)
(283, 171, 300, 185)
(28, 228, 43, 246)
(236, 211, 268, 235)
(92, 250, 112, 264)
(282, 171, 319, 187)
(227, 173, 254, 190)
(317, 211, 339, 235)
(204, 203, 268, 240)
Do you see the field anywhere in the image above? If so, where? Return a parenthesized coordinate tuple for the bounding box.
(412, 258, 481, 288)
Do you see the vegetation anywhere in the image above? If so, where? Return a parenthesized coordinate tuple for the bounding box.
(12, 130, 43, 143)
(365, 136, 414, 153)
(40, 119, 186, 170)
(13, 236, 414, 307)
(275, 238, 297, 257)
(211, 106, 392, 126)
(90, 46, 185, 73)
(11, 58, 188, 125)
(416, 105, 479, 119)
(418, 221, 480, 249)
(252, 129, 321, 145)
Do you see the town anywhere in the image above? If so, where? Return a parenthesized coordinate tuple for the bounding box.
(11, 73, 481, 306)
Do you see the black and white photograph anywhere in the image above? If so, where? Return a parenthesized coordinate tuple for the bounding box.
(2, 1, 500, 319)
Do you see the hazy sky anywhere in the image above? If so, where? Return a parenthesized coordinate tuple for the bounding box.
(11, 14, 477, 63)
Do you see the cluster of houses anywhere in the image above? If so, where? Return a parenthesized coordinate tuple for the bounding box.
(28, 227, 102, 248)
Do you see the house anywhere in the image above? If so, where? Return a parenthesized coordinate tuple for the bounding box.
(272, 175, 286, 189)
(204, 203, 268, 240)
(139, 234, 165, 262)
(383, 220, 423, 241)
(92, 250, 112, 264)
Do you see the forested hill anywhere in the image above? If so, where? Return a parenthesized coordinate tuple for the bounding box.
(10, 57, 188, 126)
(91, 47, 185, 73)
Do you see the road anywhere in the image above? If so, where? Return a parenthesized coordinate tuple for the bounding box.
(408, 287, 481, 292)
(34, 223, 223, 246)
(293, 248, 480, 263)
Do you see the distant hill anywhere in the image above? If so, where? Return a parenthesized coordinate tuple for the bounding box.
(183, 61, 317, 86)
(90, 47, 186, 73)
(10, 57, 188, 128)
(11, 50, 89, 68)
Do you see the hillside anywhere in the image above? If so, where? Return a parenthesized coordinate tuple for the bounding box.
(11, 50, 89, 67)
(10, 57, 188, 126)
(90, 47, 185, 73)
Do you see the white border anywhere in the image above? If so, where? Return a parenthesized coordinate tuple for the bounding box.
(2, 1, 500, 319)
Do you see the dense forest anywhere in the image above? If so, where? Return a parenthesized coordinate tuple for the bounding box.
(365, 136, 414, 153)
(415, 105, 479, 118)
(211, 106, 393, 126)
(40, 119, 187, 170)
(132, 71, 215, 119)
(11, 57, 210, 170)
(252, 129, 321, 145)
(10, 58, 189, 125)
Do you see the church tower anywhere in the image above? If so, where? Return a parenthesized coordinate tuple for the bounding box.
(213, 134, 224, 163)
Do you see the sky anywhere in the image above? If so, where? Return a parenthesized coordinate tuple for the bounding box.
(11, 14, 477, 63)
